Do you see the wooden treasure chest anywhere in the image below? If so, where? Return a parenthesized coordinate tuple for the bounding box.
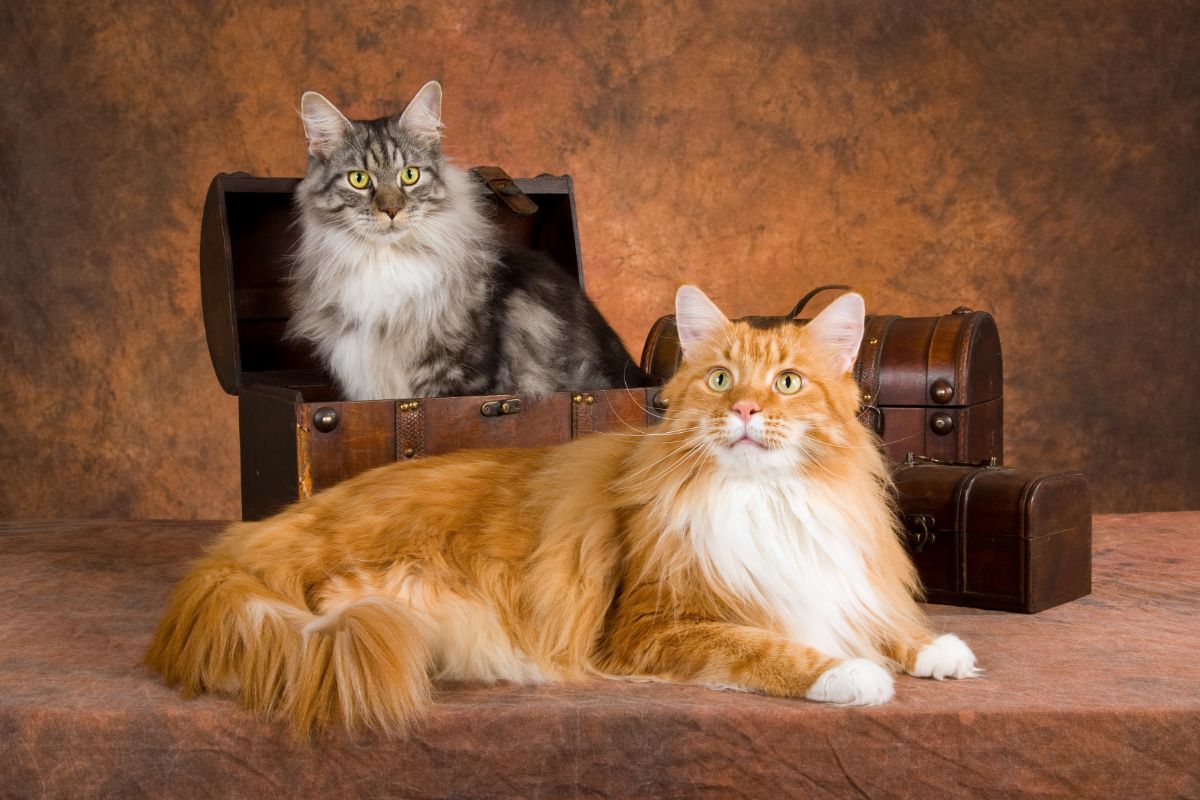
(893, 456, 1092, 612)
(639, 294, 1004, 466)
(201, 170, 660, 521)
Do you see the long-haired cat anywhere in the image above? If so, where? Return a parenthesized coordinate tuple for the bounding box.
(147, 286, 977, 734)
(289, 80, 641, 400)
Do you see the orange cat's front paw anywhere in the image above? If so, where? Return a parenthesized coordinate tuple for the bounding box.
(909, 634, 979, 680)
(805, 659, 894, 705)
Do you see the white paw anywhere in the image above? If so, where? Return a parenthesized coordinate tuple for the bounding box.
(910, 634, 980, 680)
(805, 658, 894, 705)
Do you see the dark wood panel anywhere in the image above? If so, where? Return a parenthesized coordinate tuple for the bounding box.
(878, 406, 926, 462)
(236, 287, 291, 320)
(238, 385, 304, 521)
(420, 393, 572, 455)
(962, 397, 1004, 464)
(876, 318, 934, 407)
(225, 189, 298, 290)
(300, 400, 397, 494)
(236, 319, 318, 372)
(585, 388, 655, 435)
(908, 529, 960, 595)
(1029, 523, 1093, 613)
(964, 535, 1024, 603)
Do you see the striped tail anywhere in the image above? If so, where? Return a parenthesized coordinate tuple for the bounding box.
(145, 554, 431, 735)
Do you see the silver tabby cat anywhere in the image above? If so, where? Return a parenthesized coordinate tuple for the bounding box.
(288, 81, 642, 400)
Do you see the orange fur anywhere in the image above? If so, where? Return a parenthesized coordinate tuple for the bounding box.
(146, 287, 973, 734)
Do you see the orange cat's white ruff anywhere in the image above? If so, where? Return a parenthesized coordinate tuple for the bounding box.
(147, 285, 978, 734)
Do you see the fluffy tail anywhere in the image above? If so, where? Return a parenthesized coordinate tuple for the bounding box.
(145, 555, 431, 735)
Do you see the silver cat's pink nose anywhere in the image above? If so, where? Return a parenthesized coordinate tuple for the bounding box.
(732, 400, 760, 423)
(383, 207, 400, 219)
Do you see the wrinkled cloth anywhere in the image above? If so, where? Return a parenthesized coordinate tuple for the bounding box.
(1, 514, 1197, 799)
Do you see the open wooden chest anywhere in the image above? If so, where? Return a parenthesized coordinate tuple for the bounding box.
(202, 171, 661, 520)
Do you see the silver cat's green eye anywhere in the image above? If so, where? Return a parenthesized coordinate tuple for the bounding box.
(347, 171, 370, 189)
(775, 371, 804, 395)
(400, 165, 421, 186)
(706, 368, 732, 392)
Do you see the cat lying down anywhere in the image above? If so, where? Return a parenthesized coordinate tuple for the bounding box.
(147, 285, 978, 734)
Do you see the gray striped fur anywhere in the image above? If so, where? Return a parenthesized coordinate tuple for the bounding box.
(287, 82, 643, 401)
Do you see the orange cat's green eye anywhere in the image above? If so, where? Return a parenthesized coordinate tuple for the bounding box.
(775, 371, 804, 395)
(347, 171, 370, 189)
(400, 165, 421, 186)
(706, 368, 732, 392)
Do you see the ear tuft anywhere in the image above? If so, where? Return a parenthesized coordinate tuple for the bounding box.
(805, 292, 866, 375)
(398, 81, 443, 145)
(675, 285, 730, 363)
(300, 92, 352, 158)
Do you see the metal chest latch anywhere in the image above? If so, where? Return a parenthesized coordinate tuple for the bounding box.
(903, 514, 937, 553)
(480, 398, 523, 417)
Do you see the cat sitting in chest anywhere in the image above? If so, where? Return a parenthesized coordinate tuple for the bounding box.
(288, 81, 641, 400)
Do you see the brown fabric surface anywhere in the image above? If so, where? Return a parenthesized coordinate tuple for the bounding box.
(2, 2, 1199, 520)
(1, 515, 1198, 798)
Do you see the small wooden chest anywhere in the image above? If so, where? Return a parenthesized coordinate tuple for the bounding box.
(893, 457, 1092, 612)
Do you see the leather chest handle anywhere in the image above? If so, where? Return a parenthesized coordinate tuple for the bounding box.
(471, 166, 539, 216)
(783, 284, 852, 320)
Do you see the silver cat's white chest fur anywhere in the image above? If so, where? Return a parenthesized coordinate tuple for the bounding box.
(293, 227, 467, 400)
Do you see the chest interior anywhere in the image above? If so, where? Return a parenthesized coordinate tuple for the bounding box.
(203, 173, 585, 401)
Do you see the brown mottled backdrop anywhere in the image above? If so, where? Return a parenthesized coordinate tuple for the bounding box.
(1, 1, 1197, 518)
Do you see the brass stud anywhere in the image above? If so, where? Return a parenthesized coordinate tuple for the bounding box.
(411, 401, 420, 410)
(313, 407, 339, 433)
(930, 379, 954, 404)
(403, 447, 415, 458)
(584, 394, 594, 405)
(501, 401, 512, 413)
(572, 394, 583, 404)
(929, 412, 955, 435)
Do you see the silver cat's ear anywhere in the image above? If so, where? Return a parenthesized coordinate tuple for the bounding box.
(300, 92, 352, 157)
(398, 81, 443, 144)
(805, 292, 865, 375)
(675, 285, 730, 363)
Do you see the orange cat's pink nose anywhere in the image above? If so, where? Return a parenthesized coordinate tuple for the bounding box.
(732, 400, 761, 423)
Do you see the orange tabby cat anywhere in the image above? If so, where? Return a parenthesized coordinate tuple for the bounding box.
(147, 285, 977, 733)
